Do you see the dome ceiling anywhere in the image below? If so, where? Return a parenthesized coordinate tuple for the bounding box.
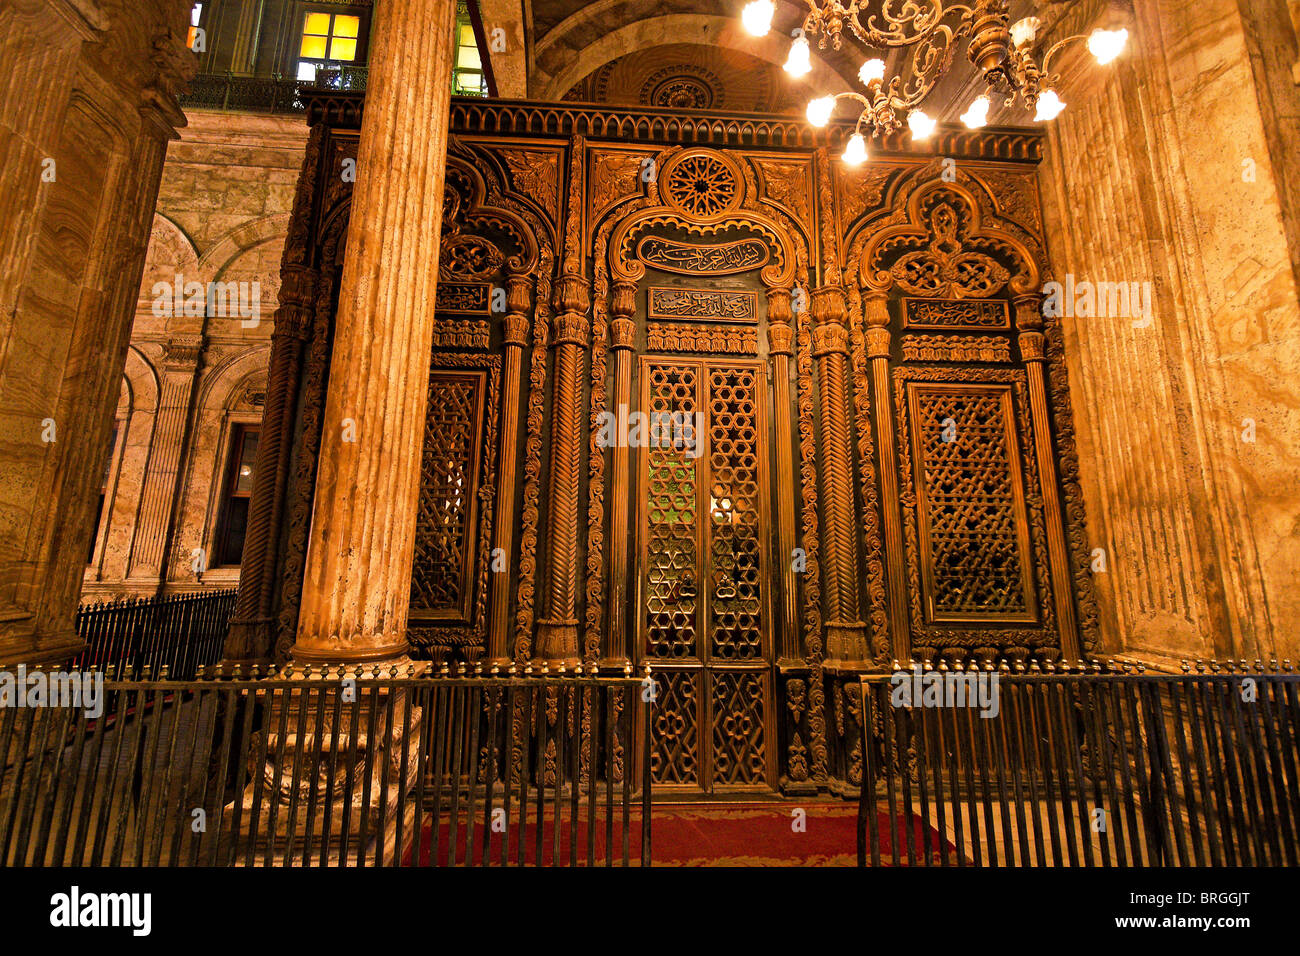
(562, 43, 806, 114)
(496, 0, 1088, 126)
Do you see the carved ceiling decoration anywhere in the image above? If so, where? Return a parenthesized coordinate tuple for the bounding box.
(561, 43, 802, 114)
(644, 69, 716, 110)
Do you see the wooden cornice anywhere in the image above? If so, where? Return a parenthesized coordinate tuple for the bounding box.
(299, 91, 1045, 164)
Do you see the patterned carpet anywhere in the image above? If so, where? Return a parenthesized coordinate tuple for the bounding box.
(403, 800, 955, 866)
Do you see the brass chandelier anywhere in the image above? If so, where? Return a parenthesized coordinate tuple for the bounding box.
(740, 0, 1128, 164)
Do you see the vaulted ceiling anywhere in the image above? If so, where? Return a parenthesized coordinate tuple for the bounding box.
(482, 0, 1106, 125)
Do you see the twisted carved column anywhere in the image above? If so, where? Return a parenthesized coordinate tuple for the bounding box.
(809, 285, 869, 666)
(766, 287, 802, 666)
(224, 261, 314, 662)
(486, 274, 531, 666)
(291, 0, 457, 663)
(536, 280, 589, 664)
(863, 291, 911, 663)
(601, 280, 636, 669)
(1015, 292, 1082, 660)
(536, 137, 588, 665)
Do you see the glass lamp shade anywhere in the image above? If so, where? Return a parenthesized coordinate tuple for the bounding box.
(806, 95, 835, 127)
(785, 35, 812, 77)
(742, 0, 775, 37)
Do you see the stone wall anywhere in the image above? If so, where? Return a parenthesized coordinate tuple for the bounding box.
(84, 108, 307, 600)
(1038, 0, 1300, 663)
(0, 0, 193, 666)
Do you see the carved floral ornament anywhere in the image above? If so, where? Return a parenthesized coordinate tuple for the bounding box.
(857, 181, 1038, 299)
(608, 147, 796, 287)
(436, 156, 540, 280)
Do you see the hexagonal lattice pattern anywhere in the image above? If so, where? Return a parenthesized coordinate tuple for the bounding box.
(708, 367, 762, 661)
(646, 364, 699, 659)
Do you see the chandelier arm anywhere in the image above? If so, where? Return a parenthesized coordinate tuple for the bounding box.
(890, 22, 971, 110)
(1040, 33, 1089, 77)
(852, 0, 977, 48)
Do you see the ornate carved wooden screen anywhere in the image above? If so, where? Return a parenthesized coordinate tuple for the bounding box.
(639, 357, 774, 791)
(243, 95, 1099, 797)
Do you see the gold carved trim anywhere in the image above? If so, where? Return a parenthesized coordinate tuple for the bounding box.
(430, 317, 491, 350)
(647, 287, 756, 322)
(636, 236, 770, 276)
(646, 322, 758, 354)
(900, 334, 1011, 363)
(903, 296, 1010, 330)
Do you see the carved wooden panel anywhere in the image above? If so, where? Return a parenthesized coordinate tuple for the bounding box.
(411, 369, 487, 619)
(639, 357, 772, 791)
(706, 366, 764, 661)
(649, 669, 699, 786)
(435, 282, 491, 313)
(895, 367, 1058, 651)
(644, 362, 700, 659)
(647, 287, 755, 321)
(904, 382, 1036, 622)
(429, 317, 490, 349)
(646, 323, 758, 354)
(903, 296, 1010, 330)
(408, 355, 501, 656)
(636, 236, 769, 275)
(711, 671, 767, 787)
(900, 334, 1011, 363)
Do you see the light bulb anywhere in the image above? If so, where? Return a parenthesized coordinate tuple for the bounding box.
(908, 110, 937, 140)
(1034, 89, 1066, 121)
(806, 95, 835, 127)
(1009, 16, 1040, 48)
(960, 95, 990, 129)
(858, 58, 886, 86)
(1087, 28, 1128, 65)
(784, 35, 812, 77)
(842, 133, 868, 166)
(741, 0, 775, 37)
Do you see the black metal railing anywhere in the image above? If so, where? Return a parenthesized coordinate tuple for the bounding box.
(71, 590, 237, 681)
(179, 67, 369, 114)
(0, 666, 651, 867)
(856, 664, 1300, 867)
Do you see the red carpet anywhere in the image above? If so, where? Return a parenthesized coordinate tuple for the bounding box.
(402, 801, 957, 866)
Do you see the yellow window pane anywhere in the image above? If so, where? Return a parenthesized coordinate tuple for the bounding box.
(458, 47, 481, 69)
(300, 34, 327, 59)
(333, 15, 360, 39)
(330, 37, 357, 61)
(304, 12, 331, 36)
(459, 23, 476, 45)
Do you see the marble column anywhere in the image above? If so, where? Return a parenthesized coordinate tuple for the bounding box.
(0, 0, 191, 666)
(291, 0, 458, 663)
(128, 335, 204, 584)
